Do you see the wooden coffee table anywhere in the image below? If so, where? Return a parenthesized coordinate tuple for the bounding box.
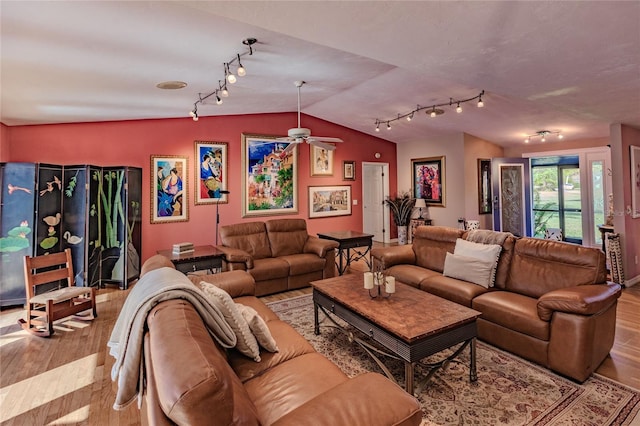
(311, 273, 481, 395)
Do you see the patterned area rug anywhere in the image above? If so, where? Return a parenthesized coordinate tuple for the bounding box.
(268, 294, 640, 426)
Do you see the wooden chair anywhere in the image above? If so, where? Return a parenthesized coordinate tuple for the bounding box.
(19, 248, 97, 337)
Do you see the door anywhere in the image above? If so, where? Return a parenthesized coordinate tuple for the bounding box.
(492, 158, 532, 237)
(362, 162, 389, 242)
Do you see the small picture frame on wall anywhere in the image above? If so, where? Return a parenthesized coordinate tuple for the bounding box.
(631, 145, 640, 218)
(310, 145, 334, 176)
(195, 141, 228, 205)
(343, 160, 356, 181)
(309, 185, 352, 218)
(478, 158, 492, 214)
(151, 155, 188, 223)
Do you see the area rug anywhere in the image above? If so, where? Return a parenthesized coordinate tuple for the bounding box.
(268, 294, 640, 426)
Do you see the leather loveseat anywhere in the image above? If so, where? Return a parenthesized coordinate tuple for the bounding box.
(371, 226, 622, 382)
(140, 255, 422, 426)
(217, 218, 339, 296)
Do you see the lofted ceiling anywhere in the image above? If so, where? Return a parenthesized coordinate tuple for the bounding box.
(1, 1, 639, 148)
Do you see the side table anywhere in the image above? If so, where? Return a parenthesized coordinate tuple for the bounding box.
(317, 231, 374, 275)
(157, 245, 225, 275)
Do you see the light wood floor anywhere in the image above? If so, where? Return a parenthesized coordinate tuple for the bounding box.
(1, 263, 638, 425)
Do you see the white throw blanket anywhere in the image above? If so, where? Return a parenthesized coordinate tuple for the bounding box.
(107, 267, 236, 410)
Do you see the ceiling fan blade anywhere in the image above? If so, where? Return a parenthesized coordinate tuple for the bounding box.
(281, 143, 297, 155)
(275, 136, 294, 142)
(309, 140, 337, 151)
(309, 136, 343, 143)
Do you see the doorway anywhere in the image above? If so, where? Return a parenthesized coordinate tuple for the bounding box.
(362, 162, 390, 243)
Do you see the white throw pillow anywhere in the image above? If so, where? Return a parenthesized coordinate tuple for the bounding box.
(199, 282, 261, 362)
(443, 252, 495, 288)
(236, 304, 279, 353)
(454, 238, 502, 287)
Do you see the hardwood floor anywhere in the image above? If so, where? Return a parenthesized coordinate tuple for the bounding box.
(1, 265, 638, 425)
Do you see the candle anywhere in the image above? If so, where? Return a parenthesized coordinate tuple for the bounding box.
(385, 276, 396, 294)
(364, 272, 374, 289)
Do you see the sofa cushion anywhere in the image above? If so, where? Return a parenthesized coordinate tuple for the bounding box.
(250, 258, 290, 281)
(244, 352, 348, 426)
(507, 238, 607, 298)
(280, 253, 326, 276)
(199, 282, 262, 362)
(386, 264, 440, 288)
(220, 221, 272, 259)
(230, 320, 317, 382)
(266, 218, 309, 256)
(420, 273, 489, 307)
(237, 303, 279, 352)
(443, 252, 495, 289)
(412, 226, 464, 272)
(453, 238, 502, 287)
(473, 291, 550, 341)
(146, 300, 260, 426)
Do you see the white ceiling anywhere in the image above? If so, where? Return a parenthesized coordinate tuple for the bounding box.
(1, 1, 639, 148)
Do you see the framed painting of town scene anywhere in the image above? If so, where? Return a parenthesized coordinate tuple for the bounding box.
(308, 185, 352, 218)
(151, 155, 188, 223)
(412, 156, 446, 207)
(242, 134, 298, 217)
(195, 141, 228, 205)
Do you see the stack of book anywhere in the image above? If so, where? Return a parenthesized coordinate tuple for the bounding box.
(172, 242, 194, 255)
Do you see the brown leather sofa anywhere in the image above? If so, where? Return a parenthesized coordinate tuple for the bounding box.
(371, 226, 622, 382)
(140, 255, 422, 426)
(217, 218, 339, 296)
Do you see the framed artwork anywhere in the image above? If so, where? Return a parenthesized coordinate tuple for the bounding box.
(631, 145, 640, 218)
(195, 141, 228, 205)
(310, 145, 333, 176)
(309, 185, 352, 218)
(478, 158, 492, 214)
(343, 160, 356, 181)
(151, 155, 188, 223)
(411, 156, 446, 207)
(242, 133, 298, 217)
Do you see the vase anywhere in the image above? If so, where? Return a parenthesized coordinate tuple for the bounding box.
(398, 226, 408, 245)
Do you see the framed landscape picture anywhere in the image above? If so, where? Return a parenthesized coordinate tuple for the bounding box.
(478, 158, 492, 214)
(242, 133, 298, 217)
(151, 155, 188, 223)
(412, 156, 446, 207)
(195, 141, 228, 205)
(310, 145, 334, 176)
(309, 185, 352, 218)
(343, 160, 356, 181)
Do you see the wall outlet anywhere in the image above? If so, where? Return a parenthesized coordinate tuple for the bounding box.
(353, 199, 358, 205)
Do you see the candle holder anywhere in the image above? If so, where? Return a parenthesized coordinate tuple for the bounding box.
(364, 263, 395, 299)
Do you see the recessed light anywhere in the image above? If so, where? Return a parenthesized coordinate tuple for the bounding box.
(156, 81, 188, 90)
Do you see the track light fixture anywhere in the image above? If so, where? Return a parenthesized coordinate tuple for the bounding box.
(523, 130, 563, 144)
(373, 90, 485, 131)
(188, 38, 257, 120)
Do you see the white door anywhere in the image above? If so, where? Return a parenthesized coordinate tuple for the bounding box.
(362, 162, 389, 242)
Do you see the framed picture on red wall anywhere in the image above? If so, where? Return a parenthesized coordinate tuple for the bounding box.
(151, 155, 188, 223)
(194, 141, 228, 205)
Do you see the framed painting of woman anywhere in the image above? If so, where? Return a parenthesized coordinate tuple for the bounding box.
(195, 141, 228, 205)
(151, 155, 188, 223)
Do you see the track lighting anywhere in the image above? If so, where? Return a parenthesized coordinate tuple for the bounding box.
(523, 130, 563, 143)
(374, 90, 484, 131)
(188, 38, 258, 121)
(236, 54, 246, 76)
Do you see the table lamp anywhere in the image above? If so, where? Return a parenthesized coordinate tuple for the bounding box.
(414, 198, 426, 219)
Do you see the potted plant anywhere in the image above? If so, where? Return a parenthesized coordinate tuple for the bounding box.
(384, 192, 415, 245)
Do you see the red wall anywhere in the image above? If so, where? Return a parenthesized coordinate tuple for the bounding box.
(4, 113, 397, 261)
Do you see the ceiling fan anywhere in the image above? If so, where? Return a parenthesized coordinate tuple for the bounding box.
(278, 81, 343, 154)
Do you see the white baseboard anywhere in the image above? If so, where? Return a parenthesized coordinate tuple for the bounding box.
(624, 274, 639, 288)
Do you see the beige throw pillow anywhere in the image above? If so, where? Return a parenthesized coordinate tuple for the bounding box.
(454, 238, 502, 287)
(443, 252, 495, 288)
(236, 304, 279, 353)
(199, 282, 261, 362)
